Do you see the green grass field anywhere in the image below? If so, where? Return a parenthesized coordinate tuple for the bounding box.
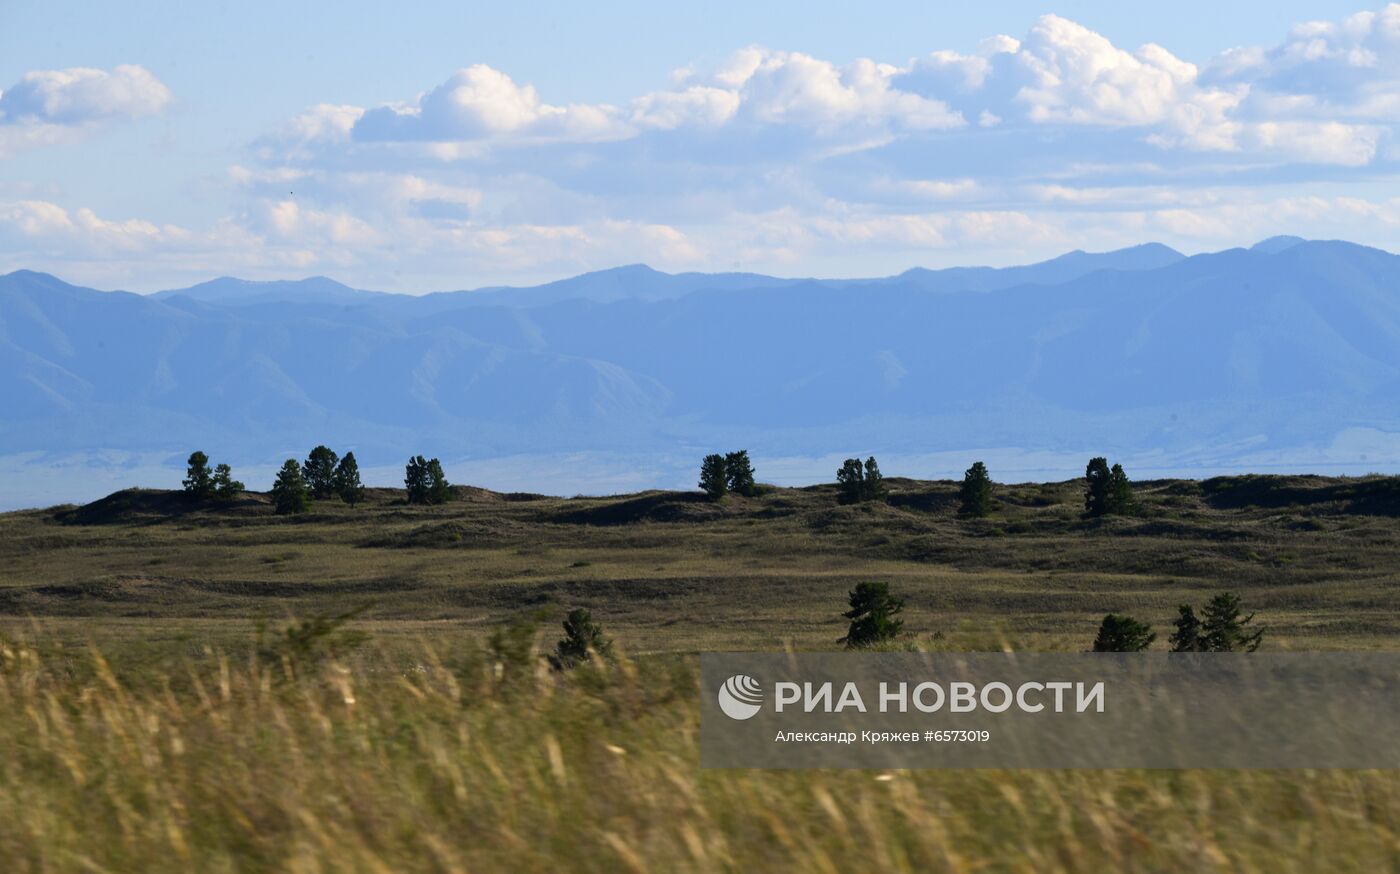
(1, 473, 1397, 871)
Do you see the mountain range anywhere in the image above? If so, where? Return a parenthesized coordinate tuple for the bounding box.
(4, 235, 1400, 506)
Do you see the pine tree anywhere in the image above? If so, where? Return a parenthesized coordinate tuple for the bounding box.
(862, 457, 888, 502)
(1092, 614, 1156, 652)
(1169, 594, 1265, 652)
(1084, 456, 1112, 516)
(405, 456, 430, 504)
(333, 452, 365, 505)
(302, 445, 339, 499)
(699, 454, 728, 499)
(725, 450, 757, 497)
(1107, 463, 1136, 515)
(547, 608, 614, 670)
(270, 459, 309, 515)
(426, 458, 451, 505)
(959, 461, 993, 517)
(836, 458, 865, 504)
(836, 456, 888, 504)
(1169, 604, 1202, 652)
(211, 463, 244, 502)
(840, 582, 904, 648)
(1200, 592, 1265, 652)
(405, 456, 451, 505)
(183, 451, 214, 499)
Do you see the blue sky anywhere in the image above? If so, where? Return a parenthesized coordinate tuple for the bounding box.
(3, 1, 1399, 291)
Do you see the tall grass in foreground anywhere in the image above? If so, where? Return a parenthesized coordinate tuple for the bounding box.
(0, 633, 1395, 873)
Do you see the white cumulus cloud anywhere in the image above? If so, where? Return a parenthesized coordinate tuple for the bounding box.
(353, 64, 627, 144)
(0, 65, 173, 158)
(0, 64, 171, 125)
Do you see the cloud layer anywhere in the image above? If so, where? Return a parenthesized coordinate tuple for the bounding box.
(6, 8, 1400, 288)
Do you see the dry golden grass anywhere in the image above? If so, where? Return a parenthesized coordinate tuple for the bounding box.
(0, 631, 1396, 873)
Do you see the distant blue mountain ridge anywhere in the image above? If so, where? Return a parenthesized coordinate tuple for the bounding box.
(147, 240, 1190, 307)
(3, 236, 1399, 501)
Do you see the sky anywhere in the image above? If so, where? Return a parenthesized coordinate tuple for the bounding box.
(3, 1, 1400, 292)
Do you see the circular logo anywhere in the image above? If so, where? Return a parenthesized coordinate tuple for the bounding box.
(717, 674, 763, 720)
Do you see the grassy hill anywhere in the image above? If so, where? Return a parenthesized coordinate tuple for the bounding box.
(4, 473, 1398, 650)
(1, 473, 1398, 871)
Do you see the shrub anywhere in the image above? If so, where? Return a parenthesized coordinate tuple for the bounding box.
(1092, 614, 1156, 652)
(547, 608, 614, 670)
(257, 606, 370, 674)
(486, 612, 545, 690)
(840, 582, 904, 648)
